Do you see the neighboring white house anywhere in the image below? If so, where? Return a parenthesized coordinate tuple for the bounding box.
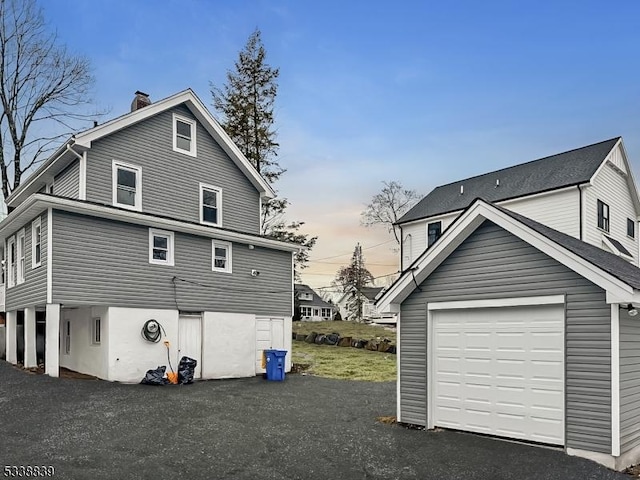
(337, 286, 396, 324)
(295, 284, 336, 321)
(379, 137, 640, 471)
(398, 137, 640, 270)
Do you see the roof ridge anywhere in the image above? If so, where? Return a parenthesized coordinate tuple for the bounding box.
(432, 137, 620, 190)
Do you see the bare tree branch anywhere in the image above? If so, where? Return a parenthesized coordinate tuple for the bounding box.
(0, 0, 102, 201)
(361, 180, 421, 244)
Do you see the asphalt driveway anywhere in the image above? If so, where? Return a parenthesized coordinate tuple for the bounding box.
(0, 361, 630, 480)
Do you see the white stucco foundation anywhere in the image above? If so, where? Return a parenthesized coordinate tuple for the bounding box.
(202, 312, 256, 379)
(52, 306, 292, 383)
(567, 445, 640, 471)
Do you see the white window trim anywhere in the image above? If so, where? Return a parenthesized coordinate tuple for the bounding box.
(211, 240, 232, 273)
(149, 228, 175, 266)
(32, 217, 42, 268)
(91, 317, 102, 345)
(16, 229, 25, 285)
(199, 183, 223, 227)
(173, 113, 197, 157)
(6, 236, 15, 288)
(112, 160, 142, 211)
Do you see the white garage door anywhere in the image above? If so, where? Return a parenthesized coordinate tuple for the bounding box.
(431, 304, 564, 445)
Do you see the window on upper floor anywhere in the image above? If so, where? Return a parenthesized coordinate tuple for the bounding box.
(628, 218, 635, 239)
(298, 292, 313, 301)
(428, 221, 442, 247)
(113, 161, 142, 211)
(32, 218, 42, 268)
(200, 183, 222, 226)
(212, 240, 232, 273)
(173, 114, 197, 157)
(597, 200, 610, 232)
(149, 229, 175, 266)
(16, 229, 25, 285)
(7, 236, 15, 288)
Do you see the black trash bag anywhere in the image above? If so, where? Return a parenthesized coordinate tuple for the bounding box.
(324, 333, 339, 345)
(178, 356, 198, 384)
(315, 334, 326, 345)
(141, 365, 168, 385)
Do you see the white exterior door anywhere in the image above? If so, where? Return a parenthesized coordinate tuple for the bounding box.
(255, 317, 285, 373)
(178, 314, 202, 379)
(431, 304, 564, 445)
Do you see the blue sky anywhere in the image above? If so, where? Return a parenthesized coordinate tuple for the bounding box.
(42, 0, 640, 291)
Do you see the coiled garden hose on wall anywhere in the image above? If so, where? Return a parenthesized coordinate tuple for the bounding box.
(141, 319, 166, 343)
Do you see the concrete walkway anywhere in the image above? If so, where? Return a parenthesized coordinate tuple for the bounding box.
(0, 361, 628, 479)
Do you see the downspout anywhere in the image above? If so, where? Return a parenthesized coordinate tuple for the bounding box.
(66, 143, 83, 161)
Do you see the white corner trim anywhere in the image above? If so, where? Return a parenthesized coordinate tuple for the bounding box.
(427, 295, 566, 311)
(79, 151, 87, 200)
(426, 307, 434, 429)
(612, 304, 621, 457)
(46, 207, 52, 303)
(396, 310, 401, 423)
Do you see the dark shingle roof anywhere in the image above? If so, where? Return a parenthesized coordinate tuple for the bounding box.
(604, 235, 633, 257)
(495, 204, 640, 290)
(294, 284, 335, 309)
(398, 137, 620, 224)
(359, 286, 384, 301)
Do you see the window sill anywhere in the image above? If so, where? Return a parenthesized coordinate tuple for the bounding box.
(114, 202, 142, 212)
(212, 268, 232, 274)
(172, 146, 197, 158)
(32, 263, 42, 269)
(597, 226, 610, 234)
(201, 220, 222, 228)
(149, 260, 174, 267)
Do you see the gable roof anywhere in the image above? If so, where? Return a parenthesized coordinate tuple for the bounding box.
(294, 284, 335, 309)
(359, 286, 384, 301)
(7, 89, 275, 208)
(378, 198, 640, 311)
(398, 137, 620, 224)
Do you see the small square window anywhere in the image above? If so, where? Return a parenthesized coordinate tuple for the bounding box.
(92, 317, 101, 345)
(212, 241, 232, 273)
(32, 218, 42, 268)
(200, 183, 222, 226)
(113, 161, 142, 211)
(628, 219, 635, 239)
(149, 229, 174, 266)
(173, 114, 197, 156)
(597, 200, 610, 232)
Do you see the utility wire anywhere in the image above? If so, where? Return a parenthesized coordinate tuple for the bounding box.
(310, 239, 395, 262)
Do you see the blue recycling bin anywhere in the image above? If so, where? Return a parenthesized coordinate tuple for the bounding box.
(264, 349, 287, 381)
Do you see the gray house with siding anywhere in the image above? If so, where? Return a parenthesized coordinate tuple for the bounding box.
(2, 89, 298, 383)
(378, 141, 640, 471)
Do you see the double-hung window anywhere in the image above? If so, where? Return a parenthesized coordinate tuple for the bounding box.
(149, 229, 175, 266)
(113, 161, 142, 211)
(7, 237, 15, 288)
(597, 200, 610, 232)
(212, 240, 232, 273)
(16, 229, 25, 285)
(32, 218, 42, 268)
(427, 221, 442, 247)
(200, 184, 222, 226)
(173, 114, 197, 156)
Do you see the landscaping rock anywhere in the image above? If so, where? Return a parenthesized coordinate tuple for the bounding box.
(295, 334, 307, 341)
(338, 337, 352, 347)
(305, 332, 318, 343)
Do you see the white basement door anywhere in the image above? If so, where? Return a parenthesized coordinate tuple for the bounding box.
(255, 317, 285, 374)
(431, 304, 564, 445)
(178, 313, 202, 379)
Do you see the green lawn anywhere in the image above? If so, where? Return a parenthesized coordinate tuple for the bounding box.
(292, 321, 396, 382)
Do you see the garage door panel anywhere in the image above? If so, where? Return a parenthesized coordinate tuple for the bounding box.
(432, 304, 564, 446)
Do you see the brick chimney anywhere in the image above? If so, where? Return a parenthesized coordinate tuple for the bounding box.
(131, 91, 151, 111)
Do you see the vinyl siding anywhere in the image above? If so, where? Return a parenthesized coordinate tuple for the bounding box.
(399, 221, 611, 453)
(501, 188, 580, 239)
(620, 308, 640, 454)
(53, 159, 79, 199)
(5, 212, 48, 310)
(51, 210, 291, 315)
(85, 105, 261, 234)
(401, 211, 458, 270)
(585, 155, 638, 265)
